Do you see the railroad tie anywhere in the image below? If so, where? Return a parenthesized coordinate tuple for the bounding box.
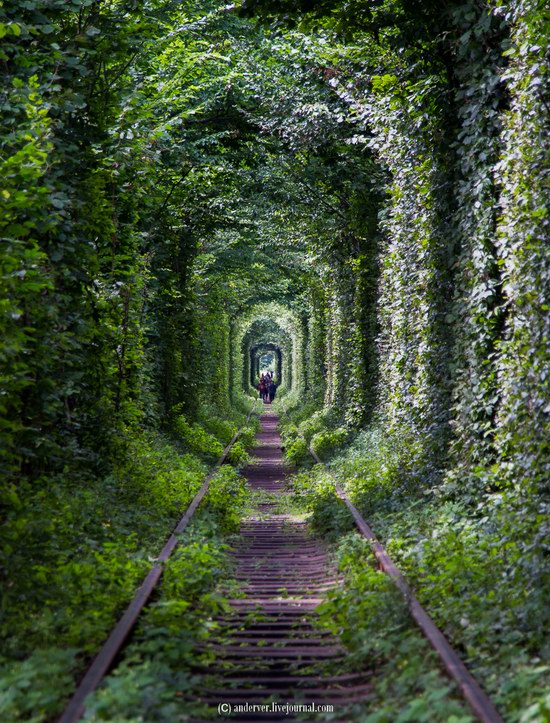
(188, 410, 371, 722)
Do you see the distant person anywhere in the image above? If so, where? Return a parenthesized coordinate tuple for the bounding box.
(258, 379, 266, 400)
(268, 380, 277, 403)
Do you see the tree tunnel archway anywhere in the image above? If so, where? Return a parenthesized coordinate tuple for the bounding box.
(242, 318, 292, 393)
(231, 302, 306, 401)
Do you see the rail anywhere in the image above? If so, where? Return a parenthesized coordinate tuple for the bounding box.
(277, 398, 503, 723)
(58, 400, 258, 723)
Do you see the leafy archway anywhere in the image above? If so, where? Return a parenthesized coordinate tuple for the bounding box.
(233, 302, 306, 401)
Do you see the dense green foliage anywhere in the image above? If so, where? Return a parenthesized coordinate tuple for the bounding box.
(318, 534, 474, 722)
(1, 0, 548, 719)
(285, 426, 550, 718)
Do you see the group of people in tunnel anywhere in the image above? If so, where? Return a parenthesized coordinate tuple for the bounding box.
(257, 371, 277, 404)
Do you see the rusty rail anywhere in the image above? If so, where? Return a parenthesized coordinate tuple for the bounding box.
(58, 400, 258, 723)
(306, 443, 503, 723)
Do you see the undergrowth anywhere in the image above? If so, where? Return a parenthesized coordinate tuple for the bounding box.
(81, 503, 246, 721)
(280, 407, 550, 721)
(0, 404, 257, 722)
(278, 401, 349, 467)
(317, 534, 473, 722)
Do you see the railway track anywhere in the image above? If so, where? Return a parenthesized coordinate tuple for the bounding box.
(59, 406, 503, 723)
(186, 411, 371, 721)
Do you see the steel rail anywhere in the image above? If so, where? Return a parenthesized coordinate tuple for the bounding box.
(305, 443, 503, 723)
(58, 400, 258, 723)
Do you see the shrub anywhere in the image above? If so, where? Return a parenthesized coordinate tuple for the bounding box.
(172, 415, 224, 461)
(317, 533, 472, 721)
(226, 440, 249, 467)
(0, 413, 249, 721)
(0, 649, 77, 723)
(328, 426, 405, 516)
(310, 426, 348, 461)
(198, 415, 238, 445)
(237, 424, 257, 450)
(299, 412, 327, 443)
(203, 466, 249, 534)
(284, 436, 310, 467)
(81, 519, 234, 722)
(290, 469, 354, 538)
(112, 431, 207, 515)
(286, 400, 321, 427)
